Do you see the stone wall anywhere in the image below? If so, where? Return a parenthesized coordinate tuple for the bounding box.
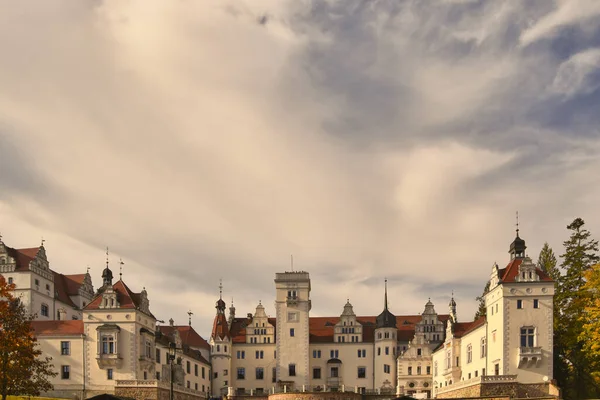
(268, 392, 362, 400)
(436, 381, 560, 399)
(115, 386, 204, 400)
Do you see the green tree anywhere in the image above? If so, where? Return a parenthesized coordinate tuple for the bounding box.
(555, 218, 600, 400)
(473, 281, 490, 320)
(0, 276, 57, 400)
(537, 242, 560, 281)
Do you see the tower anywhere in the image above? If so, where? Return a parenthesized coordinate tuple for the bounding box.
(210, 282, 232, 397)
(374, 279, 397, 390)
(274, 271, 311, 389)
(486, 226, 554, 382)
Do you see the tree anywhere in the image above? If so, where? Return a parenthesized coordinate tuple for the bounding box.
(556, 218, 600, 400)
(0, 276, 57, 400)
(473, 281, 490, 320)
(580, 264, 600, 386)
(537, 242, 560, 281)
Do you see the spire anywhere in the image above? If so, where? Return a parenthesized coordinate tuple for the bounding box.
(516, 211, 520, 237)
(119, 258, 124, 280)
(216, 280, 226, 313)
(384, 278, 388, 310)
(101, 247, 113, 287)
(376, 278, 396, 329)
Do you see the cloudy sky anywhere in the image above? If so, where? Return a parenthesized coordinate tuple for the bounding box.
(1, 0, 600, 338)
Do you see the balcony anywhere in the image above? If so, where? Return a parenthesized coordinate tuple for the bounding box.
(286, 296, 298, 306)
(326, 377, 342, 388)
(519, 347, 542, 367)
(97, 353, 123, 368)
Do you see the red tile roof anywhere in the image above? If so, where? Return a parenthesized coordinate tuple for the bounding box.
(453, 316, 486, 338)
(498, 259, 553, 283)
(85, 280, 154, 318)
(31, 320, 84, 336)
(3, 246, 40, 271)
(228, 314, 450, 344)
(52, 272, 77, 308)
(158, 325, 210, 350)
(212, 314, 230, 340)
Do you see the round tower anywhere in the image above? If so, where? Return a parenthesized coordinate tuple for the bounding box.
(210, 282, 232, 398)
(374, 279, 397, 391)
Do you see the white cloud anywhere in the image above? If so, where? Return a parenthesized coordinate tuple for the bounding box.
(520, 0, 600, 46)
(550, 47, 600, 98)
(1, 0, 600, 337)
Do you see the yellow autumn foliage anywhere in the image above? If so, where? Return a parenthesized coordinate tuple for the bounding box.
(580, 263, 600, 384)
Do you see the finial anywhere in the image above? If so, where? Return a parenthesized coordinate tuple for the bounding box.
(259, 299, 262, 305)
(119, 258, 124, 280)
(516, 211, 520, 237)
(106, 247, 109, 268)
(41, 236, 45, 247)
(187, 310, 193, 326)
(86, 265, 90, 274)
(219, 279, 223, 299)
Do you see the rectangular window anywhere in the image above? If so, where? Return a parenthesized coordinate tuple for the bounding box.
(313, 350, 322, 358)
(517, 299, 523, 309)
(41, 304, 49, 317)
(494, 363, 500, 375)
(195, 383, 198, 391)
(384, 364, 390, 374)
(272, 367, 277, 382)
(467, 345, 472, 363)
(426, 366, 431, 375)
(534, 299, 539, 308)
(101, 335, 116, 354)
(107, 369, 113, 380)
(156, 349, 161, 364)
(289, 364, 296, 376)
(417, 348, 422, 356)
(156, 372, 160, 380)
(187, 361, 191, 374)
(237, 368, 245, 380)
(61, 365, 70, 380)
(313, 367, 321, 379)
(35, 279, 40, 286)
(521, 327, 535, 347)
(224, 369, 228, 376)
(195, 364, 198, 376)
(256, 367, 264, 380)
(61, 341, 70, 355)
(377, 347, 381, 356)
(237, 350, 245, 359)
(255, 350, 264, 359)
(417, 366, 421, 375)
(385, 347, 389, 355)
(408, 366, 412, 375)
(481, 337, 486, 358)
(202, 366, 205, 379)
(290, 328, 295, 337)
(331, 367, 339, 378)
(357, 367, 366, 378)
(7, 277, 13, 285)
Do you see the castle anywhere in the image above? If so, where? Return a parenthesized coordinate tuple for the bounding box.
(0, 229, 559, 400)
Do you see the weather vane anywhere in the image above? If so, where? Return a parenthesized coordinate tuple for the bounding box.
(187, 310, 193, 326)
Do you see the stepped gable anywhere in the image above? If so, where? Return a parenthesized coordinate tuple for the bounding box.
(229, 317, 276, 344)
(498, 258, 553, 282)
(85, 279, 155, 317)
(3, 246, 40, 271)
(228, 314, 450, 343)
(452, 316, 486, 338)
(158, 325, 210, 350)
(31, 320, 84, 336)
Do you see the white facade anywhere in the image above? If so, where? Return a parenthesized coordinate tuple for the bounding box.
(432, 232, 555, 397)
